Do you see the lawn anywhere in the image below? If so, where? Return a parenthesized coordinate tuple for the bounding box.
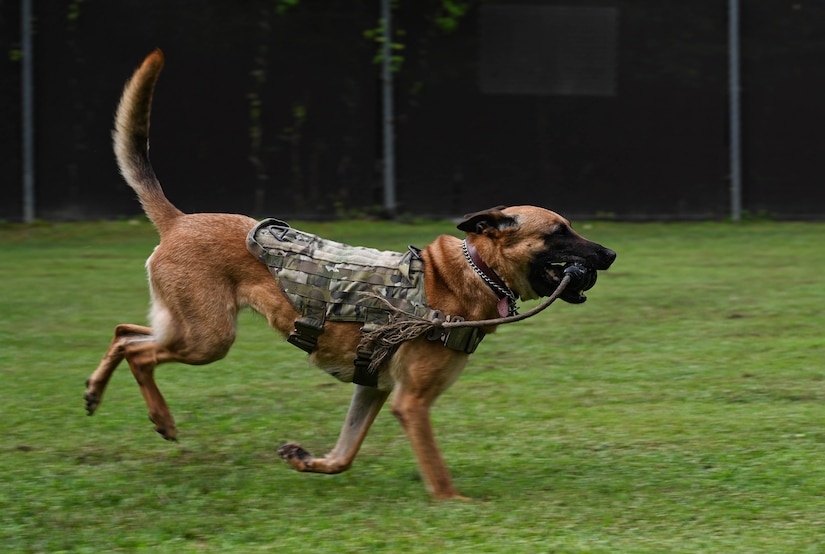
(1, 218, 823, 553)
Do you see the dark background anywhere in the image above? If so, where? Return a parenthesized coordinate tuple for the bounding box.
(2, 0, 824, 221)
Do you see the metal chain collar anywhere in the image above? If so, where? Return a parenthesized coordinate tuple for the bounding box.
(462, 240, 518, 316)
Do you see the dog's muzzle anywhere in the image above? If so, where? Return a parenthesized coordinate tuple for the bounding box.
(546, 263, 598, 304)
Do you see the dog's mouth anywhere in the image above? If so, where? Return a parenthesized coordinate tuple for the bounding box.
(543, 262, 598, 304)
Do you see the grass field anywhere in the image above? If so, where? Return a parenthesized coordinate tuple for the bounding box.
(1, 218, 823, 553)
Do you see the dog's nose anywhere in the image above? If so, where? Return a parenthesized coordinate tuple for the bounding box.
(599, 247, 617, 270)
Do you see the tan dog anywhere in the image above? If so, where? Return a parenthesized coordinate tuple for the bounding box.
(85, 50, 616, 499)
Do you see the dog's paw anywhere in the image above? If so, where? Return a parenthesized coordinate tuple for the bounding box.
(156, 428, 178, 442)
(148, 414, 178, 441)
(278, 442, 313, 471)
(84, 382, 101, 415)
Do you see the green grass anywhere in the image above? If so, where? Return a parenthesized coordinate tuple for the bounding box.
(1, 218, 824, 553)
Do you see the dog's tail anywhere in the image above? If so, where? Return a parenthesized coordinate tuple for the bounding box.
(113, 49, 183, 233)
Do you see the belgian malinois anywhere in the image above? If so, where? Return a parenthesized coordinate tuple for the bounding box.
(85, 50, 616, 499)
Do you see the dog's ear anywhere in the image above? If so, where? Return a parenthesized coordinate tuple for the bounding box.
(456, 205, 515, 234)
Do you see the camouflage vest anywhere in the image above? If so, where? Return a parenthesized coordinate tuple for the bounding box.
(246, 219, 485, 386)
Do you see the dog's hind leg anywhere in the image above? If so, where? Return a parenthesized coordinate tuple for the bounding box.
(85, 323, 180, 439)
(85, 323, 154, 416)
(86, 301, 238, 441)
(122, 341, 179, 440)
(279, 384, 390, 473)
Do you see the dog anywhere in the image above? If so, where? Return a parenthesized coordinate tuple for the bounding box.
(85, 50, 616, 499)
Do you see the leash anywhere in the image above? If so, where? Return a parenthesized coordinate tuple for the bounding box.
(438, 270, 574, 329)
(359, 265, 584, 370)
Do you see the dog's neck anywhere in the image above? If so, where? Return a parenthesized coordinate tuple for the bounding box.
(462, 238, 518, 317)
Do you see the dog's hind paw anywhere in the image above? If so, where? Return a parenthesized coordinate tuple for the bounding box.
(84, 384, 101, 416)
(278, 442, 313, 471)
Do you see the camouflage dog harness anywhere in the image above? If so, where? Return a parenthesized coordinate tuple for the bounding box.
(246, 219, 484, 386)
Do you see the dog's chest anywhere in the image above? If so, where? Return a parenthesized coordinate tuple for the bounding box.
(246, 219, 432, 326)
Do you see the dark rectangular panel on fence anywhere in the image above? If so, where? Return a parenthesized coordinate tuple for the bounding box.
(479, 5, 618, 97)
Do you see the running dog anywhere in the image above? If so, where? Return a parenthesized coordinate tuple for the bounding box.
(85, 50, 616, 499)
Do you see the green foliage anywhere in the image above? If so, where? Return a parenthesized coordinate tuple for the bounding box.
(363, 18, 406, 72)
(275, 0, 300, 15)
(739, 209, 777, 222)
(281, 102, 307, 138)
(1, 220, 824, 552)
(291, 103, 307, 121)
(330, 201, 389, 221)
(362, 0, 474, 73)
(247, 93, 263, 132)
(67, 0, 85, 21)
(434, 0, 471, 34)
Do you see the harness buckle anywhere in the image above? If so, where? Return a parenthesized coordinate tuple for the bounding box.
(287, 318, 325, 353)
(353, 346, 379, 387)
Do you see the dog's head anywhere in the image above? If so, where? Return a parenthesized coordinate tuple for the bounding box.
(457, 205, 616, 303)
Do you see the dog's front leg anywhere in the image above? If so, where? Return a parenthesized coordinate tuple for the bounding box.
(279, 384, 390, 474)
(390, 344, 470, 499)
(391, 387, 465, 500)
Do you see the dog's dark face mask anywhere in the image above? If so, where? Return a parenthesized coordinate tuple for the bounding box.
(458, 206, 616, 304)
(527, 222, 616, 303)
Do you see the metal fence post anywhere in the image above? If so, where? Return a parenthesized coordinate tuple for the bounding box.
(381, 0, 396, 217)
(21, 0, 35, 223)
(729, 0, 742, 221)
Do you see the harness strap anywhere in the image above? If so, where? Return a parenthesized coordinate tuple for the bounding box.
(287, 317, 325, 353)
(353, 353, 379, 387)
(353, 322, 380, 387)
(444, 326, 485, 354)
(287, 285, 328, 353)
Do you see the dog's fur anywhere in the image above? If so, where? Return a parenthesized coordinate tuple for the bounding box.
(85, 50, 616, 499)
